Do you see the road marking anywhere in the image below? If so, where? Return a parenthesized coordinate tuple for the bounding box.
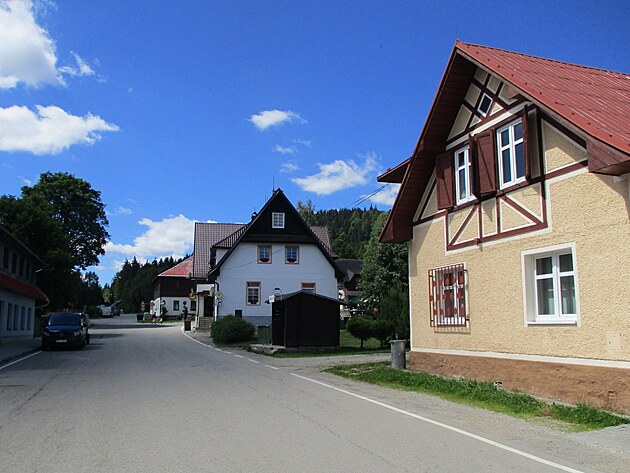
(248, 359, 259, 364)
(235, 355, 244, 359)
(0, 351, 41, 371)
(291, 373, 584, 473)
(224, 351, 232, 355)
(265, 365, 279, 370)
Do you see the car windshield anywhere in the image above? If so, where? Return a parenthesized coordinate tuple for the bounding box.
(48, 313, 81, 326)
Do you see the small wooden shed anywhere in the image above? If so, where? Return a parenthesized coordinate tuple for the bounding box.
(271, 291, 341, 349)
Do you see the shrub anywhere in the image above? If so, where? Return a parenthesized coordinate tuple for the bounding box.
(372, 319, 394, 348)
(212, 315, 255, 343)
(346, 316, 375, 349)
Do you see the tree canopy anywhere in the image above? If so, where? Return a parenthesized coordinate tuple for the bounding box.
(297, 200, 385, 259)
(0, 172, 109, 310)
(109, 257, 182, 312)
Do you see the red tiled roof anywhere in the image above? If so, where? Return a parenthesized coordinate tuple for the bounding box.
(380, 41, 630, 243)
(0, 273, 47, 301)
(457, 41, 630, 156)
(158, 257, 194, 278)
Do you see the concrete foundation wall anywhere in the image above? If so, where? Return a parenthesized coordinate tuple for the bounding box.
(409, 351, 630, 414)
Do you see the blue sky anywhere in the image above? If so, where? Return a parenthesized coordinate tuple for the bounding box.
(1, 0, 628, 285)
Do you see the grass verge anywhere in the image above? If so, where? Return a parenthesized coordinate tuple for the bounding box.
(325, 362, 629, 431)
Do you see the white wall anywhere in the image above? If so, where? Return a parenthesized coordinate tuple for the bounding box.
(0, 289, 36, 338)
(216, 242, 337, 321)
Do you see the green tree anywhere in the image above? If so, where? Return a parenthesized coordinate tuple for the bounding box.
(78, 271, 104, 308)
(22, 172, 109, 269)
(379, 283, 410, 340)
(359, 213, 408, 307)
(346, 316, 375, 349)
(0, 173, 109, 309)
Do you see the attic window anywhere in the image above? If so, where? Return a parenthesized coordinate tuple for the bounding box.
(477, 93, 493, 117)
(272, 212, 285, 229)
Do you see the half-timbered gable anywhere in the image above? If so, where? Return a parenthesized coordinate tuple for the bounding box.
(380, 41, 630, 413)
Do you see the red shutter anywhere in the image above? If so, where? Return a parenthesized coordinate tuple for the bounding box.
(435, 151, 453, 210)
(521, 108, 530, 180)
(474, 129, 497, 195)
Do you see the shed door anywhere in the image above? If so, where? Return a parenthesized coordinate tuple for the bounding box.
(272, 302, 284, 345)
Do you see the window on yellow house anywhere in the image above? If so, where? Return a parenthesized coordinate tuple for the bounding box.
(428, 263, 468, 327)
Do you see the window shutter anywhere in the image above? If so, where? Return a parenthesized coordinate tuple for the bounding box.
(435, 151, 454, 210)
(521, 108, 530, 180)
(474, 129, 497, 195)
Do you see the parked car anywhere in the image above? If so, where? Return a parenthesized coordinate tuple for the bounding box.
(42, 312, 90, 350)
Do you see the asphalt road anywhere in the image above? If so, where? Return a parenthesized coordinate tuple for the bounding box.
(0, 314, 628, 473)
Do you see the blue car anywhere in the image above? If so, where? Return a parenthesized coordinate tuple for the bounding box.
(42, 312, 90, 350)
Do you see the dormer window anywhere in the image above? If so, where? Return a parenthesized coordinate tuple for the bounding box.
(477, 93, 493, 117)
(272, 212, 285, 229)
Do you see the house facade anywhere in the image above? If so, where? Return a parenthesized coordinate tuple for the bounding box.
(192, 189, 343, 327)
(0, 226, 47, 340)
(380, 42, 630, 413)
(152, 257, 196, 319)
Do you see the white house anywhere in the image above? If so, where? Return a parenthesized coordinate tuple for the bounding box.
(0, 226, 47, 340)
(191, 189, 343, 327)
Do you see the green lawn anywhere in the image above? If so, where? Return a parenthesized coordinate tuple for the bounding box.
(212, 329, 391, 356)
(325, 362, 630, 431)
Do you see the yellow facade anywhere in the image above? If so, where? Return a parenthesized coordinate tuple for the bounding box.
(410, 124, 630, 362)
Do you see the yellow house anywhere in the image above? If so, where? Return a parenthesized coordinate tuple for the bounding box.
(380, 41, 630, 413)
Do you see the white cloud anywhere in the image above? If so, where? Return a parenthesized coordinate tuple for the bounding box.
(0, 105, 119, 155)
(367, 184, 400, 206)
(294, 139, 311, 147)
(105, 214, 197, 260)
(58, 52, 95, 77)
(292, 152, 379, 195)
(248, 109, 305, 131)
(273, 144, 297, 154)
(17, 175, 32, 185)
(0, 0, 63, 89)
(109, 206, 132, 216)
(280, 161, 299, 173)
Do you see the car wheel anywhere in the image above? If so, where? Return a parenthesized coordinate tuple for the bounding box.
(41, 343, 48, 351)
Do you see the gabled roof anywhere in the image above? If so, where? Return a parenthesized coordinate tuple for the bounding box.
(157, 257, 194, 278)
(192, 223, 245, 278)
(380, 41, 630, 243)
(335, 259, 363, 282)
(206, 189, 344, 280)
(456, 42, 630, 158)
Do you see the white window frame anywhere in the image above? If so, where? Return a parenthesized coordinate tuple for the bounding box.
(285, 245, 299, 264)
(246, 281, 261, 306)
(454, 145, 475, 205)
(497, 118, 525, 189)
(477, 92, 493, 117)
(257, 245, 272, 264)
(521, 243, 579, 325)
(272, 212, 285, 229)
